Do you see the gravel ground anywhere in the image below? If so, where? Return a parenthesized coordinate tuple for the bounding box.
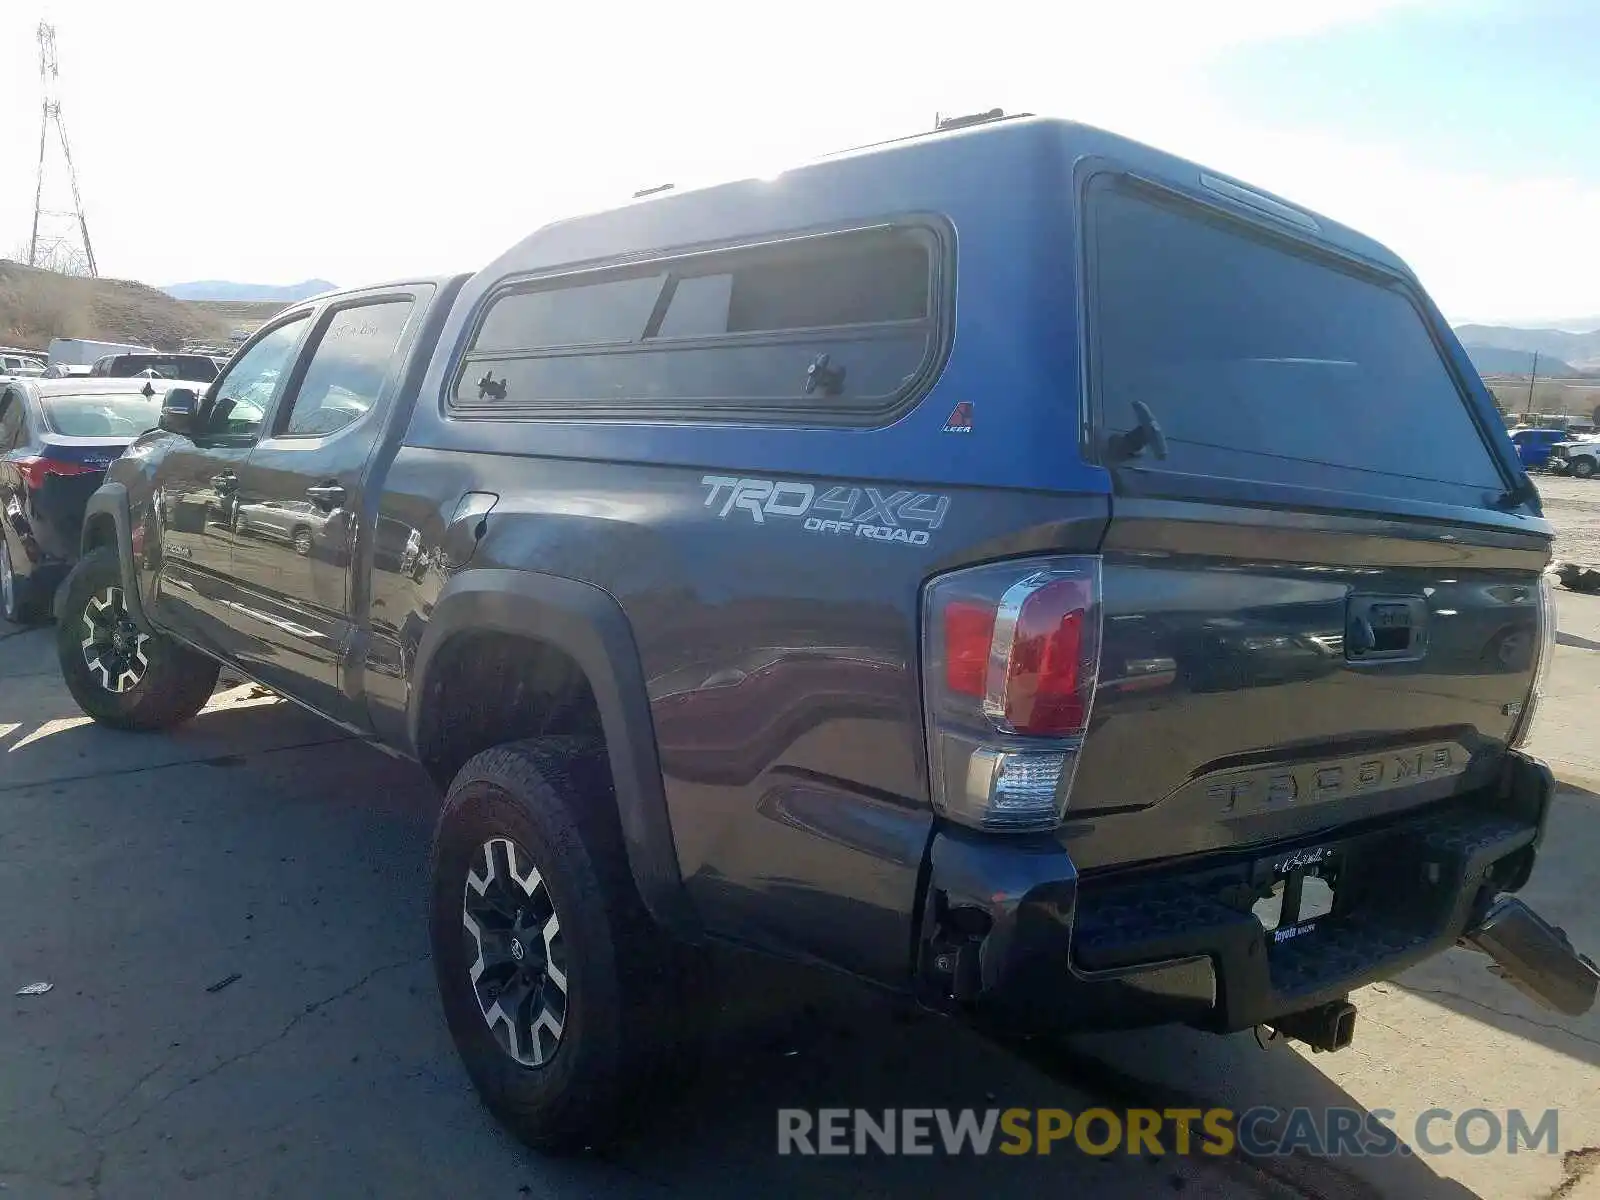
(1538, 472, 1600, 565)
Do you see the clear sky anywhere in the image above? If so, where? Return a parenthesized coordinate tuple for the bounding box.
(0, 0, 1593, 326)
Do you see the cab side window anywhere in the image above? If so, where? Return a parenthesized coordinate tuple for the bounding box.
(206, 316, 309, 439)
(274, 300, 414, 438)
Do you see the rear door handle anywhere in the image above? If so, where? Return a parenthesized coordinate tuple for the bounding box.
(306, 483, 347, 506)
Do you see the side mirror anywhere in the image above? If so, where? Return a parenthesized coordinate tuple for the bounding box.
(158, 387, 200, 436)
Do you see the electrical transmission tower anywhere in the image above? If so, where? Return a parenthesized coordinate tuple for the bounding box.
(28, 22, 98, 278)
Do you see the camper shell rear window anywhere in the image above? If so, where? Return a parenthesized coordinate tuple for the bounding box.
(1087, 176, 1506, 506)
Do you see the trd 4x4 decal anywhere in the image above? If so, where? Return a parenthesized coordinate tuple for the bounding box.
(700, 476, 950, 546)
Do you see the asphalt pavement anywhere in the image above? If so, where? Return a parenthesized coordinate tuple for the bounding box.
(2, 597, 1598, 1198)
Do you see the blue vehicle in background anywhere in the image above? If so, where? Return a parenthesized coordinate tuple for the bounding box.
(1510, 428, 1569, 469)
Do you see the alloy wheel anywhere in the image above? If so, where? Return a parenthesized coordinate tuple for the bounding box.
(79, 586, 150, 693)
(462, 836, 569, 1067)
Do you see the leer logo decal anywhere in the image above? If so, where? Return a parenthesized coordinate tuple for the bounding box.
(700, 476, 950, 547)
(942, 401, 973, 434)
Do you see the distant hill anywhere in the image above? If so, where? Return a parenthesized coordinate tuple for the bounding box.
(0, 259, 231, 351)
(1454, 324, 1600, 374)
(1464, 345, 1577, 377)
(161, 279, 336, 303)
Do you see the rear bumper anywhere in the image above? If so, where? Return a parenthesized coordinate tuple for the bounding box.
(918, 751, 1560, 1033)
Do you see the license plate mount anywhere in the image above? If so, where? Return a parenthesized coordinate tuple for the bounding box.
(1253, 845, 1340, 945)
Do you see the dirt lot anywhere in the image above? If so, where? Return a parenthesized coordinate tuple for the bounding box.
(1537, 472, 1600, 564)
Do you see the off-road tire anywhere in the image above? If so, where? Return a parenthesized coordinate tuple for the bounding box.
(56, 547, 220, 731)
(1571, 457, 1596, 479)
(430, 737, 699, 1152)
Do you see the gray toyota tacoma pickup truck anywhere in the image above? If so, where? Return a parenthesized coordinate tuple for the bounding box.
(55, 112, 1598, 1150)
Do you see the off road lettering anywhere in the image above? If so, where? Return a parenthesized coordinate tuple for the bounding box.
(701, 476, 949, 547)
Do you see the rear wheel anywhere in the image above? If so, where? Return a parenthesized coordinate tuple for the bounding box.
(0, 537, 44, 625)
(292, 527, 313, 557)
(430, 738, 697, 1152)
(56, 547, 220, 730)
(1572, 457, 1596, 479)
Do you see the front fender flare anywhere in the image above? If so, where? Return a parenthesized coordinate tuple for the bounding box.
(409, 569, 698, 940)
(73, 484, 152, 632)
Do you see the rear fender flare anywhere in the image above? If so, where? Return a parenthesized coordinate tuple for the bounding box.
(409, 569, 698, 940)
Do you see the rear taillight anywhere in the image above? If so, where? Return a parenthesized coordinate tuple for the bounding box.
(1511, 573, 1558, 749)
(922, 557, 1102, 831)
(16, 457, 97, 490)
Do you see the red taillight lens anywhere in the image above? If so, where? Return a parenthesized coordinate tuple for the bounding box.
(998, 578, 1092, 735)
(944, 601, 996, 696)
(922, 558, 1102, 832)
(17, 457, 97, 490)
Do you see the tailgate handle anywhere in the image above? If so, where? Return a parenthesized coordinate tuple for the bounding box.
(1345, 595, 1428, 663)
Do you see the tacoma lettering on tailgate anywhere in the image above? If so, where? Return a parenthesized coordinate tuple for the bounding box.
(1198, 742, 1468, 816)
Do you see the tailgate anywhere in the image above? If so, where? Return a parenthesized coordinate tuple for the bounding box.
(1066, 171, 1551, 872)
(1065, 504, 1546, 870)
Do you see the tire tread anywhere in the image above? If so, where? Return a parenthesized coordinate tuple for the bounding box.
(429, 736, 695, 1152)
(55, 547, 220, 731)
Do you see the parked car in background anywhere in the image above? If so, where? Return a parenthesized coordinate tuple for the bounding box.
(0, 378, 168, 622)
(1, 349, 47, 379)
(1509, 427, 1568, 469)
(87, 352, 220, 383)
(1547, 438, 1600, 479)
(46, 337, 156, 368)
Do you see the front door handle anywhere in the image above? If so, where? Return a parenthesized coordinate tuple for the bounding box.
(306, 483, 347, 506)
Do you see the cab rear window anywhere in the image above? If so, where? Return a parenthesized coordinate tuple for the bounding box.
(1088, 179, 1505, 504)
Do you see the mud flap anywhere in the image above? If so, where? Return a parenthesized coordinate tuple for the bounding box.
(1461, 896, 1600, 1017)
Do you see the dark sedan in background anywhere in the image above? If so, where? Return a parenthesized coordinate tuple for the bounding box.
(0, 379, 174, 623)
(87, 353, 221, 383)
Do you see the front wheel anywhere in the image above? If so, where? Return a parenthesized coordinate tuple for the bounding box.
(56, 547, 220, 730)
(429, 738, 697, 1152)
(1572, 458, 1597, 479)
